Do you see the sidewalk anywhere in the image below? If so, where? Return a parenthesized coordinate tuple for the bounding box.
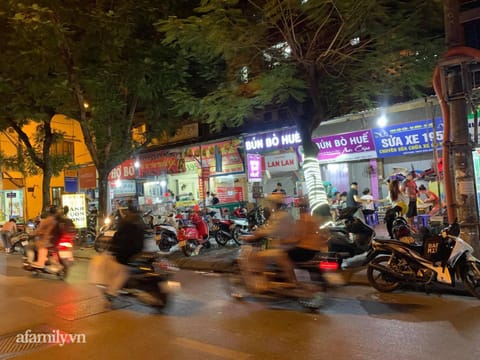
(73, 239, 240, 273)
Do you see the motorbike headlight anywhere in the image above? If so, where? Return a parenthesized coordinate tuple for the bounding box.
(104, 217, 111, 225)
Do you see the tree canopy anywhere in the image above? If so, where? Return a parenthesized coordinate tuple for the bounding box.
(1, 0, 200, 216)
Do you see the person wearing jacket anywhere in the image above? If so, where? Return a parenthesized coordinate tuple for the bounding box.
(1, 218, 17, 254)
(104, 205, 145, 301)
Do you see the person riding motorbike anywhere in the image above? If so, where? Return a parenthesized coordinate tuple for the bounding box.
(103, 204, 145, 302)
(29, 205, 61, 268)
(241, 193, 296, 291)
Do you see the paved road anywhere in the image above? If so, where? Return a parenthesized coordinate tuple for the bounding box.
(1, 253, 479, 360)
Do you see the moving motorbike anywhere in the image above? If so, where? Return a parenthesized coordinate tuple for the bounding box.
(227, 237, 333, 310)
(92, 253, 180, 308)
(367, 220, 480, 298)
(23, 234, 74, 280)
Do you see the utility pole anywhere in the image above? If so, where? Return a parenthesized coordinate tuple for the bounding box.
(439, 0, 480, 253)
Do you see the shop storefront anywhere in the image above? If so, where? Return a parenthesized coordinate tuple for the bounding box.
(107, 137, 246, 217)
(244, 127, 305, 216)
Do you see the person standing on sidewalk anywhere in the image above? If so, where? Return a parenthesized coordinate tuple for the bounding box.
(402, 172, 418, 230)
(1, 218, 17, 254)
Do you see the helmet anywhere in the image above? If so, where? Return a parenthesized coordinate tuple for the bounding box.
(47, 205, 58, 215)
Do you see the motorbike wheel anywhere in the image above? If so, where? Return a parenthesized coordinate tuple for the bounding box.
(298, 292, 325, 311)
(367, 255, 400, 292)
(182, 240, 199, 257)
(227, 266, 249, 300)
(461, 260, 480, 299)
(158, 233, 173, 252)
(12, 242, 26, 255)
(137, 290, 168, 308)
(215, 230, 229, 246)
(232, 226, 242, 246)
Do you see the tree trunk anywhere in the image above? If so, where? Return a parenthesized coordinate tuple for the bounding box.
(42, 166, 52, 211)
(97, 170, 110, 221)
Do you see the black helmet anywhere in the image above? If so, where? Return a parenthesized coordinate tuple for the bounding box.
(48, 205, 58, 215)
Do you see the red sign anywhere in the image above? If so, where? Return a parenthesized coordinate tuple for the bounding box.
(138, 151, 186, 177)
(187, 139, 244, 176)
(79, 166, 97, 189)
(108, 159, 136, 180)
(216, 186, 244, 203)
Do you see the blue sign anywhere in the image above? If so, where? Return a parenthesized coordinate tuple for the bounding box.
(372, 119, 443, 158)
(64, 177, 78, 193)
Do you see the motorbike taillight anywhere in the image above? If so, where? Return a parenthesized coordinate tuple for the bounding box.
(319, 261, 339, 272)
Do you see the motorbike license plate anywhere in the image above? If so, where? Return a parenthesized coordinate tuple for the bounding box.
(294, 269, 311, 282)
(21, 240, 29, 246)
(104, 230, 116, 237)
(59, 250, 73, 260)
(159, 281, 181, 293)
(178, 240, 186, 247)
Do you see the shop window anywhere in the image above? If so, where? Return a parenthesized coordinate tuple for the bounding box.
(52, 187, 63, 207)
(51, 140, 74, 162)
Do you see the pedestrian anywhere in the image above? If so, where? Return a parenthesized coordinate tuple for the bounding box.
(385, 179, 409, 238)
(360, 188, 375, 217)
(1, 218, 17, 254)
(402, 171, 418, 230)
(346, 182, 362, 208)
(272, 182, 286, 195)
(418, 184, 440, 216)
(211, 192, 219, 205)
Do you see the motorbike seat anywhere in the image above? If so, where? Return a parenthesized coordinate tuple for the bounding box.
(329, 227, 349, 235)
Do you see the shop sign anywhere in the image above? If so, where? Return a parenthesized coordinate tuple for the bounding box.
(110, 180, 136, 196)
(108, 159, 136, 180)
(138, 151, 186, 177)
(247, 154, 262, 181)
(187, 139, 244, 176)
(64, 177, 78, 193)
(61, 193, 87, 228)
(372, 118, 443, 158)
(244, 128, 302, 152)
(216, 186, 244, 203)
(313, 130, 376, 163)
(265, 152, 298, 173)
(79, 166, 97, 189)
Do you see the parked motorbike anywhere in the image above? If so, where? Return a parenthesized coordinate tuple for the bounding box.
(227, 238, 333, 310)
(214, 218, 242, 246)
(155, 214, 179, 252)
(23, 235, 74, 280)
(367, 220, 480, 298)
(325, 206, 379, 270)
(246, 206, 266, 231)
(9, 230, 33, 255)
(94, 214, 119, 253)
(178, 212, 210, 257)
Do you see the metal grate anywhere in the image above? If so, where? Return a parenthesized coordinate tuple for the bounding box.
(0, 325, 54, 360)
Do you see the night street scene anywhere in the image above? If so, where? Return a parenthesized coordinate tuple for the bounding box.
(1, 1, 480, 359)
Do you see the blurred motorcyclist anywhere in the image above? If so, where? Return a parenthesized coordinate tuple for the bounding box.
(103, 204, 145, 301)
(30, 205, 60, 268)
(242, 194, 295, 291)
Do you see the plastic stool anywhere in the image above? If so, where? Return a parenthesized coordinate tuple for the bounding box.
(365, 212, 379, 226)
(417, 214, 430, 228)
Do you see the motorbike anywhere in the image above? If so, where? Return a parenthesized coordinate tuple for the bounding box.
(155, 214, 180, 252)
(9, 227, 35, 255)
(93, 253, 180, 308)
(94, 214, 119, 253)
(23, 234, 75, 280)
(246, 206, 266, 231)
(214, 218, 242, 246)
(177, 212, 211, 257)
(325, 206, 379, 270)
(367, 220, 480, 298)
(227, 237, 334, 310)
